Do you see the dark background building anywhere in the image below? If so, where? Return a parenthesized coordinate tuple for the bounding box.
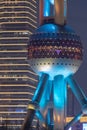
(68, 0, 87, 95)
(67, 1, 87, 129)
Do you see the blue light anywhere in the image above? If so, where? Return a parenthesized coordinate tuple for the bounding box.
(64, 0, 67, 17)
(43, 0, 50, 16)
(43, 0, 54, 16)
(77, 114, 81, 120)
(47, 109, 51, 125)
(35, 110, 45, 122)
(49, 0, 54, 5)
(53, 75, 67, 108)
(32, 83, 41, 102)
(16, 108, 23, 112)
(39, 82, 48, 108)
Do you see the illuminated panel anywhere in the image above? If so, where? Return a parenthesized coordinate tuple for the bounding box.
(83, 123, 87, 130)
(0, 0, 38, 129)
(28, 45, 82, 60)
(66, 116, 87, 123)
(66, 117, 74, 123)
(80, 117, 87, 123)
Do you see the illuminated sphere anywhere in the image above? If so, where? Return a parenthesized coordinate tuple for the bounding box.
(28, 24, 83, 79)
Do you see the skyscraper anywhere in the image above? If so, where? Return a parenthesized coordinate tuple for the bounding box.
(0, 0, 38, 129)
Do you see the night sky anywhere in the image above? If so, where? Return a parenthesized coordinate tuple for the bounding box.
(67, 0, 87, 95)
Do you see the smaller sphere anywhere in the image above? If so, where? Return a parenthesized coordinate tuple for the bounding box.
(28, 24, 83, 79)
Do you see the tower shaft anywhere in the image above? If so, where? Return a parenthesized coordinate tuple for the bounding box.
(55, 0, 66, 25)
(39, 0, 67, 25)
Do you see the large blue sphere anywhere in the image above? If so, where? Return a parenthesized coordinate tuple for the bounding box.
(28, 24, 83, 79)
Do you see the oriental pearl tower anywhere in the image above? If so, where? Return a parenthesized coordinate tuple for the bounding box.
(21, 0, 87, 130)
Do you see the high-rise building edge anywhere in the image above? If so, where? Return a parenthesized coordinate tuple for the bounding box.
(0, 0, 39, 129)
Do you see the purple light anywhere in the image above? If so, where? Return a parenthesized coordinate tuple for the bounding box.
(55, 49, 61, 54)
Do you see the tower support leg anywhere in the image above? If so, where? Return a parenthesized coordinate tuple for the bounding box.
(21, 103, 36, 130)
(46, 108, 54, 130)
(53, 75, 67, 130)
(21, 73, 49, 130)
(67, 75, 87, 107)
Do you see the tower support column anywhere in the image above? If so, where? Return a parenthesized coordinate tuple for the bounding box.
(21, 73, 49, 130)
(53, 75, 67, 130)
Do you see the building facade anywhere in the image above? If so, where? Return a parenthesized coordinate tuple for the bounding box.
(0, 0, 39, 129)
